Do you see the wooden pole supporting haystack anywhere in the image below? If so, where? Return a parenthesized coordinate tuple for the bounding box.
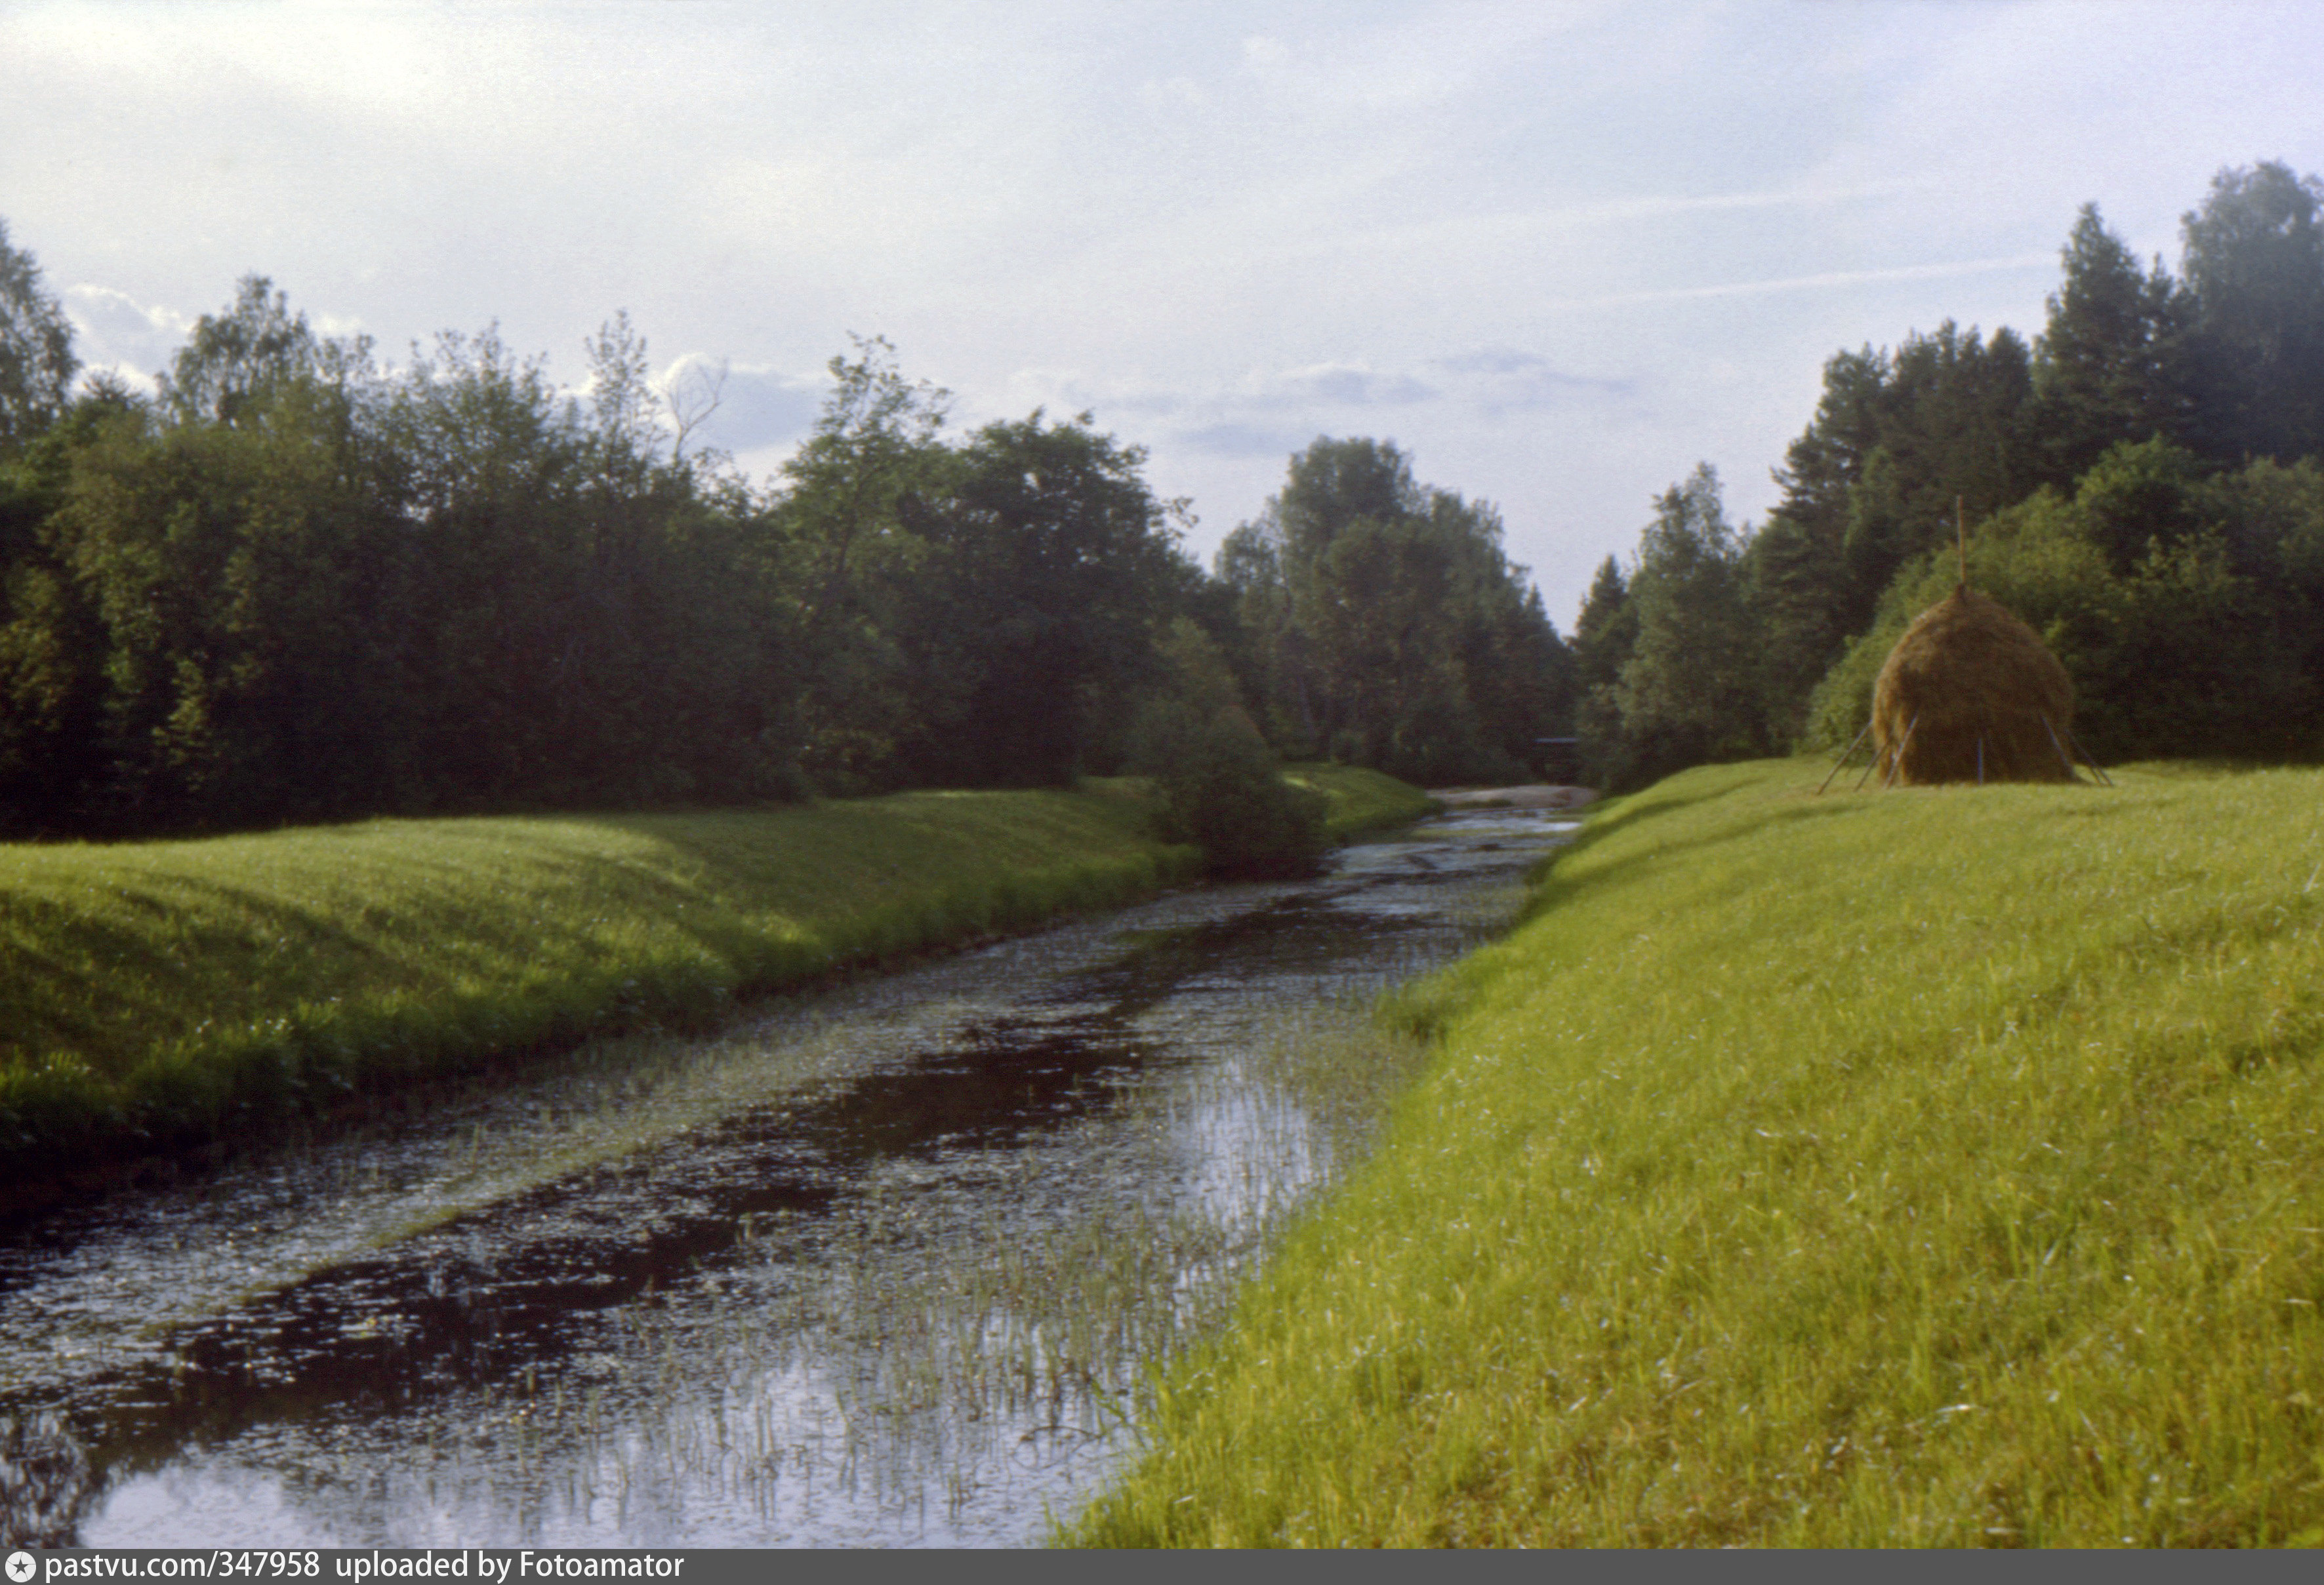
(1852, 742, 1885, 793)
(1818, 719, 1877, 795)
(2039, 713, 2082, 782)
(2066, 725, 2115, 786)
(1881, 711, 1921, 790)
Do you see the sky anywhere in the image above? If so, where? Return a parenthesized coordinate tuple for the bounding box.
(3, 1, 2319, 626)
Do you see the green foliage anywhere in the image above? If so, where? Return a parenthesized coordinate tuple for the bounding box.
(0, 234, 1569, 833)
(0, 303, 1225, 833)
(1804, 489, 2117, 751)
(1584, 467, 1764, 789)
(2180, 161, 2324, 462)
(3, 303, 798, 833)
(1137, 704, 1329, 879)
(2069, 433, 2204, 569)
(2033, 204, 2204, 481)
(766, 336, 952, 793)
(1746, 324, 2043, 740)
(890, 412, 1189, 788)
(1617, 159, 2324, 786)
(0, 218, 77, 454)
(1804, 447, 2323, 762)
(1067, 758, 2324, 1546)
(157, 275, 329, 429)
(1217, 438, 1572, 784)
(1126, 620, 1328, 878)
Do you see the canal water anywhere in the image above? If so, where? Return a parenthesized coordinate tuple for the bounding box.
(0, 805, 1574, 1548)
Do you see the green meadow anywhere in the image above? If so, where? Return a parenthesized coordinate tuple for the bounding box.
(1288, 763, 1435, 839)
(1067, 758, 2324, 1547)
(0, 765, 1418, 1192)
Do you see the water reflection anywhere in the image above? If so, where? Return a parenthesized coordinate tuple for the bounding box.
(0, 809, 1572, 1547)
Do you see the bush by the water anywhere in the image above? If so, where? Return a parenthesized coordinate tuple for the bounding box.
(1126, 618, 1330, 877)
(1130, 698, 1328, 879)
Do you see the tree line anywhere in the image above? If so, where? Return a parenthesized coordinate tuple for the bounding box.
(1577, 159, 2324, 788)
(13, 157, 2304, 838)
(0, 237, 1576, 849)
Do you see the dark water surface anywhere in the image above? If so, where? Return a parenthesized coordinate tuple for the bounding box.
(0, 807, 1573, 1548)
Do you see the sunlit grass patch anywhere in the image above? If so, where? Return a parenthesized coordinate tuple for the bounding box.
(0, 782, 1194, 1188)
(0, 765, 1422, 1195)
(1285, 763, 1437, 839)
(1066, 757, 2324, 1547)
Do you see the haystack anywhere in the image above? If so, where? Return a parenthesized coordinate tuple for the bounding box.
(1871, 586, 2078, 785)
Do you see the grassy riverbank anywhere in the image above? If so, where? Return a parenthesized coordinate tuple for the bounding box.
(0, 765, 1419, 1194)
(1290, 762, 1436, 839)
(1067, 758, 2324, 1548)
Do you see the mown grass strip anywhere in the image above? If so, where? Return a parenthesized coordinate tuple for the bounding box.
(1288, 763, 1437, 839)
(1065, 758, 2324, 1548)
(0, 765, 1420, 1195)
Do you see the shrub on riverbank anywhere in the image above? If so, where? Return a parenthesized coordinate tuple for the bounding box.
(1068, 757, 2324, 1546)
(1130, 700, 1328, 879)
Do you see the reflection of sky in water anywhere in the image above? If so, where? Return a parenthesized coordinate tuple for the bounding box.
(4, 808, 1574, 1548)
(1164, 1071, 1328, 1228)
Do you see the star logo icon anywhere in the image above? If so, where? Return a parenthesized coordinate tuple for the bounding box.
(6, 1551, 36, 1583)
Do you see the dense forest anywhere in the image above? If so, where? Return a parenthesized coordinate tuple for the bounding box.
(1576, 159, 2324, 788)
(0, 238, 1568, 847)
(3, 156, 2319, 842)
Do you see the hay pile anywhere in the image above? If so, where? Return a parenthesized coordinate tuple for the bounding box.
(1872, 586, 2077, 784)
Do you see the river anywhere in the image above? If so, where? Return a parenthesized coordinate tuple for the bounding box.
(0, 804, 1573, 1548)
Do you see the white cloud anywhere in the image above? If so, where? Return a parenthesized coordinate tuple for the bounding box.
(1556, 254, 2060, 312)
(62, 285, 194, 385)
(1240, 35, 1288, 69)
(5, 1, 2319, 624)
(656, 356, 828, 454)
(1240, 363, 1435, 409)
(1433, 350, 1635, 414)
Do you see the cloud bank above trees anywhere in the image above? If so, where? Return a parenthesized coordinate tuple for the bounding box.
(1, 0, 2319, 622)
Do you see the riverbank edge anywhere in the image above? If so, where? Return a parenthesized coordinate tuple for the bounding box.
(1291, 763, 1438, 839)
(0, 764, 1429, 1209)
(1062, 756, 2324, 1546)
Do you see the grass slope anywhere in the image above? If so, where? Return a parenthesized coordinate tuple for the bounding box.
(1288, 762, 1438, 839)
(0, 782, 1185, 1190)
(0, 764, 1422, 1193)
(1067, 758, 2324, 1548)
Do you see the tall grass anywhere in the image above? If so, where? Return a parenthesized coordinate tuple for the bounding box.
(1065, 759, 2324, 1547)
